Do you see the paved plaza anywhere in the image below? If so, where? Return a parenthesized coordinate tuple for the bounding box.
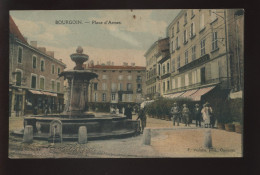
(9, 114, 242, 158)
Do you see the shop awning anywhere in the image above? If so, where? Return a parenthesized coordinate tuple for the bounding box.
(180, 89, 198, 98)
(42, 91, 57, 97)
(163, 92, 185, 99)
(29, 90, 43, 95)
(189, 86, 216, 101)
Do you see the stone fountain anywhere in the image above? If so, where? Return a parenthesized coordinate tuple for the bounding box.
(12, 47, 140, 141)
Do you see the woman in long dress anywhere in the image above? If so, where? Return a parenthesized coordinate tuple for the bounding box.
(201, 103, 211, 128)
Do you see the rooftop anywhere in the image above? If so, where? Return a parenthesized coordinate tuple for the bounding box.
(88, 65, 146, 70)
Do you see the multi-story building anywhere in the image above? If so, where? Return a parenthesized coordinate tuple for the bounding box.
(9, 16, 66, 117)
(86, 63, 146, 111)
(145, 9, 244, 104)
(144, 37, 169, 99)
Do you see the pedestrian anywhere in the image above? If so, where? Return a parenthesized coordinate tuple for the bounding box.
(182, 104, 190, 126)
(207, 103, 215, 128)
(44, 104, 49, 115)
(194, 103, 202, 127)
(124, 104, 133, 119)
(201, 102, 212, 128)
(170, 102, 180, 126)
(136, 106, 147, 133)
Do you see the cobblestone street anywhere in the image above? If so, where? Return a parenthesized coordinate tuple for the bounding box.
(9, 114, 242, 158)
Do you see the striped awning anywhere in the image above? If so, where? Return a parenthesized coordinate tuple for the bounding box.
(189, 86, 216, 101)
(42, 91, 57, 97)
(29, 90, 43, 95)
(163, 92, 185, 99)
(180, 89, 198, 98)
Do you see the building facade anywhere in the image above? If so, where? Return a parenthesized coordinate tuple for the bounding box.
(145, 9, 244, 103)
(144, 37, 169, 99)
(86, 63, 146, 112)
(9, 16, 66, 117)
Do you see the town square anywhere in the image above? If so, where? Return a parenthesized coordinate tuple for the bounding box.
(8, 9, 244, 158)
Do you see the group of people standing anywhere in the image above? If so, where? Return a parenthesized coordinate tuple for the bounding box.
(170, 102, 215, 128)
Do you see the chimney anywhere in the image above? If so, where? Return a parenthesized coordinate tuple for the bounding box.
(46, 51, 54, 57)
(24, 37, 28, 42)
(38, 47, 46, 53)
(30, 41, 37, 48)
(111, 62, 114, 66)
(97, 61, 99, 65)
(131, 62, 135, 67)
(107, 61, 111, 65)
(59, 59, 62, 62)
(123, 62, 128, 66)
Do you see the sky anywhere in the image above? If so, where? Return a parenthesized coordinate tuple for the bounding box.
(10, 10, 180, 70)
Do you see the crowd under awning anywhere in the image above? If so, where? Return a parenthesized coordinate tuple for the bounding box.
(163, 86, 216, 101)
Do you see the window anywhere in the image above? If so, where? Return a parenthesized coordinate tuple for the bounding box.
(93, 83, 98, 90)
(57, 82, 60, 92)
(31, 75, 37, 89)
(171, 27, 174, 37)
(185, 74, 189, 86)
(118, 75, 123, 80)
(40, 77, 45, 90)
(111, 83, 116, 91)
(137, 84, 142, 91)
(32, 56, 37, 68)
(127, 83, 132, 91)
(40, 60, 45, 71)
(167, 62, 170, 73)
(102, 93, 106, 102)
(201, 39, 206, 56)
(172, 40, 175, 53)
(184, 12, 187, 24)
(172, 59, 175, 72)
(177, 77, 181, 88)
(16, 71, 22, 86)
(190, 23, 195, 38)
(183, 30, 188, 43)
(177, 21, 179, 32)
(210, 9, 217, 22)
(177, 56, 180, 68)
(162, 65, 165, 74)
(212, 32, 218, 51)
(185, 50, 189, 65)
(51, 64, 55, 74)
(137, 75, 142, 80)
(94, 93, 98, 102)
(102, 75, 107, 79)
(167, 80, 170, 90)
(111, 93, 116, 101)
(172, 79, 176, 89)
(191, 9, 194, 17)
(57, 67, 61, 74)
(51, 80, 55, 91)
(158, 64, 161, 75)
(200, 13, 205, 30)
(118, 83, 123, 90)
(18, 47, 23, 63)
(127, 75, 132, 80)
(176, 37, 179, 49)
(163, 82, 165, 92)
(192, 46, 196, 61)
(102, 83, 107, 90)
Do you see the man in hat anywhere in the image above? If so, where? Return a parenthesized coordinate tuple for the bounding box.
(136, 106, 147, 133)
(182, 104, 191, 126)
(194, 103, 202, 127)
(171, 102, 180, 126)
(124, 104, 133, 119)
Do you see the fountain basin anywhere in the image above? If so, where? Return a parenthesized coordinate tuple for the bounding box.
(12, 114, 140, 141)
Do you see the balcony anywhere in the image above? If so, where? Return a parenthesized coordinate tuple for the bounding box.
(178, 54, 210, 73)
(118, 90, 133, 94)
(136, 79, 142, 83)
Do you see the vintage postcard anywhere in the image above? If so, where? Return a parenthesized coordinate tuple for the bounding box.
(8, 9, 244, 158)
